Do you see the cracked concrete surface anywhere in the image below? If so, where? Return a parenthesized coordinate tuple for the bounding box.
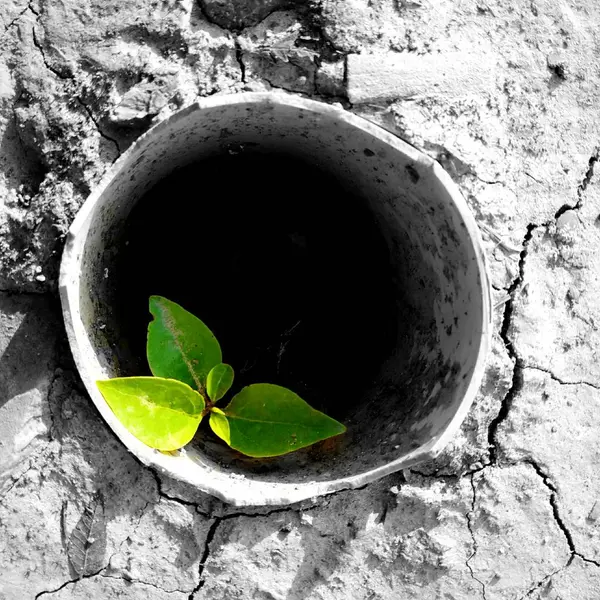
(1, 0, 600, 598)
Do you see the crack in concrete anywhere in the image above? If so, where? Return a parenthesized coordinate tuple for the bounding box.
(517, 561, 568, 600)
(464, 460, 598, 600)
(523, 459, 600, 569)
(148, 466, 311, 520)
(464, 183, 600, 588)
(198, 1, 347, 100)
(555, 147, 599, 218)
(76, 97, 121, 159)
(487, 223, 537, 465)
(524, 364, 600, 391)
(475, 175, 505, 186)
(259, 72, 308, 95)
(186, 503, 317, 598)
(1, 461, 35, 500)
(187, 517, 220, 599)
(36, 486, 161, 598)
(102, 573, 187, 595)
(35, 571, 185, 599)
(576, 147, 599, 203)
(30, 8, 121, 161)
(465, 474, 488, 600)
(147, 466, 373, 598)
(148, 468, 211, 518)
(2, 3, 594, 598)
(524, 171, 543, 185)
(31, 21, 73, 82)
(1, 0, 39, 42)
(34, 567, 105, 599)
(2, 3, 31, 37)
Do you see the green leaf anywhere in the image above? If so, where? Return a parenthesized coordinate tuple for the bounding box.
(96, 377, 204, 451)
(147, 295, 222, 391)
(209, 407, 230, 445)
(207, 363, 234, 402)
(210, 383, 346, 457)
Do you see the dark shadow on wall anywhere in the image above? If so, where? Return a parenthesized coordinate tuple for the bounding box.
(0, 293, 59, 409)
(0, 108, 48, 198)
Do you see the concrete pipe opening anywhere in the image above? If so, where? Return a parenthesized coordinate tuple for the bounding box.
(60, 93, 492, 506)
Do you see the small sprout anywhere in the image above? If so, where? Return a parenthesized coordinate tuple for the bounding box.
(206, 363, 234, 403)
(97, 296, 346, 457)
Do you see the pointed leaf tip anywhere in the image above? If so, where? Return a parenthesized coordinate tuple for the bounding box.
(147, 296, 222, 391)
(217, 383, 346, 457)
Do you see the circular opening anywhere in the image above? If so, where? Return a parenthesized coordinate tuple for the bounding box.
(66, 95, 490, 497)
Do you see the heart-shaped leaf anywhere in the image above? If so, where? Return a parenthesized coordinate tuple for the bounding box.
(147, 296, 222, 392)
(207, 363, 234, 402)
(96, 377, 204, 451)
(209, 383, 346, 457)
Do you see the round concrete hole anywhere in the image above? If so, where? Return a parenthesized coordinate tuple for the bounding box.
(60, 93, 492, 506)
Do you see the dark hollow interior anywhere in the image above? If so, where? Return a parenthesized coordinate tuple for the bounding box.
(113, 153, 399, 427)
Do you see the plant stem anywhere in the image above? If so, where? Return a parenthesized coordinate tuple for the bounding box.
(200, 388, 215, 418)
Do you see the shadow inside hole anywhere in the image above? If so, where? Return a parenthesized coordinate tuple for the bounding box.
(113, 153, 399, 428)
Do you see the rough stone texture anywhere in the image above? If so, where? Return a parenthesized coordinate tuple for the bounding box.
(238, 11, 319, 95)
(348, 50, 496, 104)
(346, 0, 600, 291)
(105, 498, 213, 594)
(528, 557, 600, 600)
(498, 369, 600, 565)
(469, 465, 570, 598)
(200, 476, 480, 600)
(1, 0, 600, 598)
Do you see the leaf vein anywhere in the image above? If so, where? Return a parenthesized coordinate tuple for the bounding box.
(109, 387, 200, 417)
(160, 305, 204, 392)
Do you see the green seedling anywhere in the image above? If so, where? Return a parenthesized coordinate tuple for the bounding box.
(96, 296, 346, 457)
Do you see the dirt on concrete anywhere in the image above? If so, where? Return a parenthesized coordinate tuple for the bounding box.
(1, 0, 599, 599)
